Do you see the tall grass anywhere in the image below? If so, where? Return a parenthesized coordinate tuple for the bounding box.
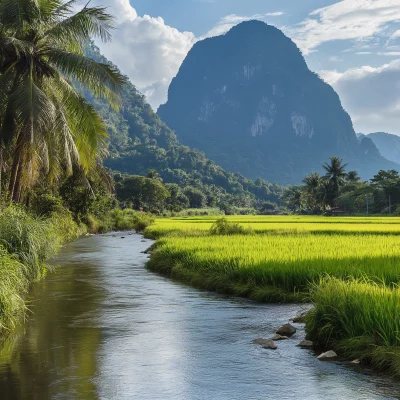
(306, 277, 400, 376)
(85, 209, 155, 234)
(0, 206, 84, 334)
(147, 233, 400, 300)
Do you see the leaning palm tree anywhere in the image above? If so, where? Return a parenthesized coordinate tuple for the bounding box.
(322, 157, 348, 207)
(0, 0, 125, 202)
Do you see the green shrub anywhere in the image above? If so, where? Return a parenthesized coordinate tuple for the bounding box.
(210, 218, 247, 235)
(0, 246, 29, 331)
(0, 206, 60, 280)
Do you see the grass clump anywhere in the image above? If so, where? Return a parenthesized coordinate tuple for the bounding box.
(0, 205, 85, 334)
(210, 218, 248, 235)
(306, 277, 400, 377)
(0, 247, 29, 332)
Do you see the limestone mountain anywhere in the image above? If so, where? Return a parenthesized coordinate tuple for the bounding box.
(364, 132, 400, 164)
(158, 21, 397, 184)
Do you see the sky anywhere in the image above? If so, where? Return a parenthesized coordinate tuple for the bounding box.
(87, 0, 400, 135)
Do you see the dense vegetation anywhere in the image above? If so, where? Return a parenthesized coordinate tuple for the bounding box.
(146, 215, 400, 376)
(281, 157, 400, 215)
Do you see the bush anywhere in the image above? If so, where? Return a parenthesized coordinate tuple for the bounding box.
(0, 206, 60, 280)
(104, 209, 155, 232)
(0, 246, 29, 331)
(210, 218, 247, 235)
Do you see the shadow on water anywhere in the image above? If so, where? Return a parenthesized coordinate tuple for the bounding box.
(1, 233, 400, 400)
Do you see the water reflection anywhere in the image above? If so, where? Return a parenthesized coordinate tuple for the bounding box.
(0, 233, 400, 400)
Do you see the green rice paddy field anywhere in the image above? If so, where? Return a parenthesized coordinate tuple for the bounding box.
(145, 216, 400, 375)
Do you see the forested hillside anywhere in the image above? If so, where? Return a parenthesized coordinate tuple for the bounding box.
(87, 44, 283, 210)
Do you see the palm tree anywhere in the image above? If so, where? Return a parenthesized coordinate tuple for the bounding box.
(322, 157, 348, 207)
(346, 170, 361, 183)
(0, 0, 125, 202)
(302, 172, 321, 213)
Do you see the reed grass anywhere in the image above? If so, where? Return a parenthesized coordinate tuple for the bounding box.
(306, 277, 400, 376)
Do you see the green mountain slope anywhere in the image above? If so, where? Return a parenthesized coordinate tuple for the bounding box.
(86, 44, 283, 207)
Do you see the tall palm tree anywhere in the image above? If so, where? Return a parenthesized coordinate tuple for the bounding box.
(322, 157, 348, 207)
(0, 0, 125, 202)
(302, 172, 321, 213)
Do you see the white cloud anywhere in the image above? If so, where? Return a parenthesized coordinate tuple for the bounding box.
(88, 0, 195, 109)
(378, 51, 400, 55)
(290, 0, 400, 54)
(320, 60, 400, 134)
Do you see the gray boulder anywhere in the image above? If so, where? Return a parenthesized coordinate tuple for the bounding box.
(317, 350, 337, 360)
(298, 340, 313, 348)
(253, 338, 277, 350)
(271, 334, 289, 341)
(276, 324, 296, 336)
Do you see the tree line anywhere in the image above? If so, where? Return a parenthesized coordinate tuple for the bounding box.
(281, 157, 400, 215)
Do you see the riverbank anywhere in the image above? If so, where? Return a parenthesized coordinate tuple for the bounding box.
(3, 232, 400, 399)
(145, 216, 400, 377)
(0, 205, 153, 336)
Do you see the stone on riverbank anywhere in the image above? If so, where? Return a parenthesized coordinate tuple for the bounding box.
(298, 340, 313, 348)
(350, 359, 360, 364)
(291, 312, 307, 323)
(276, 324, 296, 336)
(253, 338, 278, 350)
(271, 334, 289, 341)
(317, 350, 337, 360)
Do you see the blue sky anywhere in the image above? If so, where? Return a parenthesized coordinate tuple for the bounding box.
(90, 0, 400, 134)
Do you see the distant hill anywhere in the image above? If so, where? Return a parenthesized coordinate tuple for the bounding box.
(364, 132, 400, 164)
(85, 44, 282, 206)
(158, 20, 398, 184)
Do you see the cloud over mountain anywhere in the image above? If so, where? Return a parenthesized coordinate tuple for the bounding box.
(321, 60, 400, 135)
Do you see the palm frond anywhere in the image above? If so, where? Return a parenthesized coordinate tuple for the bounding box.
(46, 49, 124, 107)
(44, 5, 114, 44)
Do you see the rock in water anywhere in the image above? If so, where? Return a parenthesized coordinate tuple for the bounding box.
(298, 340, 313, 348)
(350, 359, 361, 364)
(276, 324, 296, 336)
(271, 334, 289, 341)
(158, 20, 398, 184)
(253, 338, 277, 350)
(317, 350, 337, 360)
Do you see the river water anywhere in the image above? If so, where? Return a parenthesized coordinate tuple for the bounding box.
(1, 233, 400, 400)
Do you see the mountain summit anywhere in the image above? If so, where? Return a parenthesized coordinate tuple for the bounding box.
(158, 21, 397, 184)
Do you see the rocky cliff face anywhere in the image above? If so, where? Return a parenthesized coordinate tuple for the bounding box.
(364, 132, 400, 164)
(158, 21, 397, 184)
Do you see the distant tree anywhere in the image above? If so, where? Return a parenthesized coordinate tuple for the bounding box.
(147, 169, 162, 182)
(302, 172, 322, 213)
(281, 186, 303, 212)
(322, 157, 348, 207)
(116, 175, 169, 212)
(346, 170, 361, 183)
(183, 186, 207, 208)
(165, 183, 189, 211)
